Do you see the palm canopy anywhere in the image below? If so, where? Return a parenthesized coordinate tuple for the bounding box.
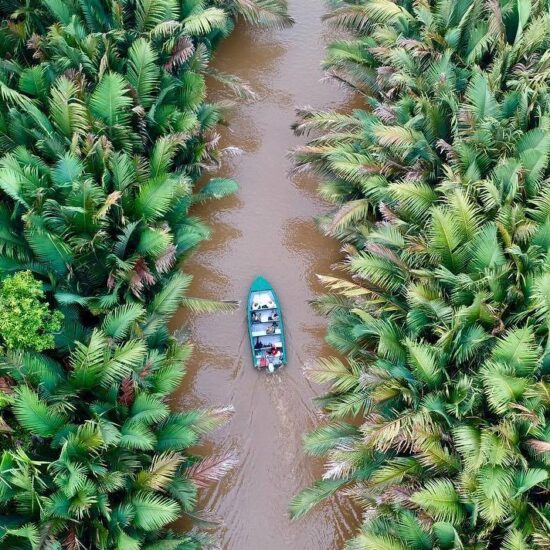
(0, 0, 291, 547)
(0, 0, 253, 349)
(292, 1, 550, 548)
(0, 329, 235, 548)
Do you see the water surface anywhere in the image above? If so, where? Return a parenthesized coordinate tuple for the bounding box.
(172, 2, 361, 547)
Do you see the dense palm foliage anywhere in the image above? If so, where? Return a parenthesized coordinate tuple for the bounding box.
(291, 1, 550, 548)
(0, 0, 257, 342)
(0, 0, 290, 547)
(1, 329, 234, 548)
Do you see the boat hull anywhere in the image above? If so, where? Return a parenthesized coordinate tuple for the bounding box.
(247, 276, 287, 372)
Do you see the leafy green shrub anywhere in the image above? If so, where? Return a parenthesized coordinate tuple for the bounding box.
(0, 271, 62, 351)
(291, 0, 550, 547)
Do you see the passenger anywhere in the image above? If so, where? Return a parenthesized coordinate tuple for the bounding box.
(268, 345, 280, 356)
(272, 311, 279, 321)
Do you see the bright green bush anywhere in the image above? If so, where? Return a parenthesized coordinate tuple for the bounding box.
(291, 1, 550, 548)
(0, 271, 62, 351)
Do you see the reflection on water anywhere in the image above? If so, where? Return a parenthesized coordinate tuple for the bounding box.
(171, 1, 362, 547)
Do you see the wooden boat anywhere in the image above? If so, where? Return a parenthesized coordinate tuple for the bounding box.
(248, 276, 287, 372)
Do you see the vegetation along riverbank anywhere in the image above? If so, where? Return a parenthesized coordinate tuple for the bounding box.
(2, 0, 550, 548)
(291, 0, 550, 548)
(0, 1, 290, 548)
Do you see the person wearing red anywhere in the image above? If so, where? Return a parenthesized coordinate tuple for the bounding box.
(268, 345, 280, 356)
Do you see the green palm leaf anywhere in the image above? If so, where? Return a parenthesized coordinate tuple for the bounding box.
(155, 415, 199, 451)
(349, 534, 407, 550)
(324, 1, 409, 32)
(134, 176, 181, 220)
(180, 296, 239, 314)
(130, 492, 180, 531)
(120, 421, 156, 450)
(19, 67, 48, 102)
(69, 329, 108, 388)
(303, 422, 359, 455)
(501, 529, 531, 550)
(126, 38, 159, 109)
(228, 0, 294, 29)
(193, 178, 239, 202)
(410, 479, 465, 524)
(289, 478, 347, 519)
(183, 7, 227, 35)
(90, 72, 133, 127)
(13, 386, 68, 437)
(135, 0, 176, 32)
(2, 523, 39, 549)
(49, 77, 88, 137)
(130, 394, 169, 425)
(102, 303, 146, 341)
(148, 272, 191, 317)
(103, 338, 147, 387)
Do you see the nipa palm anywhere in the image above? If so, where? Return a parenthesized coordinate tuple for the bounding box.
(291, 1, 550, 548)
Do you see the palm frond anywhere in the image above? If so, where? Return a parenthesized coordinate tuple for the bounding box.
(289, 478, 347, 519)
(130, 492, 180, 531)
(126, 38, 159, 109)
(90, 72, 132, 127)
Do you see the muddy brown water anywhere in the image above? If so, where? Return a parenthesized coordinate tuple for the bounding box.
(171, 2, 362, 548)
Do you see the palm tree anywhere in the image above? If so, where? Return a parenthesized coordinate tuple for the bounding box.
(291, 1, 550, 547)
(0, 329, 235, 548)
(0, 0, 248, 349)
(0, 0, 291, 545)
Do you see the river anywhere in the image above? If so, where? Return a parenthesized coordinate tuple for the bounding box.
(171, 2, 361, 548)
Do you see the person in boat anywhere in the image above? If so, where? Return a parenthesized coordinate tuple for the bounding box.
(268, 344, 280, 356)
(272, 311, 279, 321)
(252, 311, 260, 323)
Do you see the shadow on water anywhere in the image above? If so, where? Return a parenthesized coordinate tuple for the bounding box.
(171, 1, 363, 547)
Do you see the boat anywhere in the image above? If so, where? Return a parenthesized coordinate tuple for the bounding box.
(248, 276, 287, 372)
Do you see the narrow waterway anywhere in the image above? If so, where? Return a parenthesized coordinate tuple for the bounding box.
(171, 2, 361, 548)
